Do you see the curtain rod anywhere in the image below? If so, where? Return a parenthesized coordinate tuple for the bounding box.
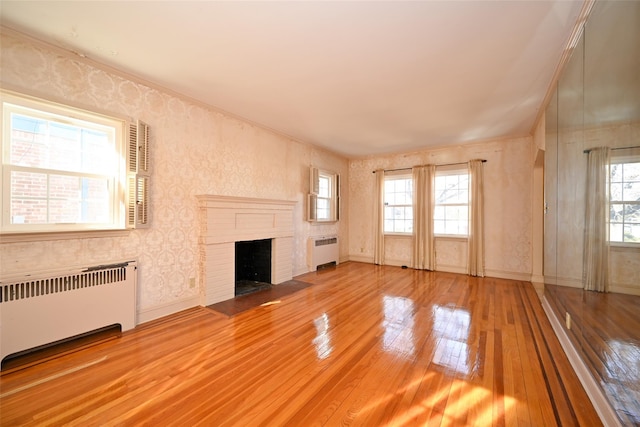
(583, 145, 640, 154)
(372, 159, 486, 174)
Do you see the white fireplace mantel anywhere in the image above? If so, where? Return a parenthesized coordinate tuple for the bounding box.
(197, 195, 296, 305)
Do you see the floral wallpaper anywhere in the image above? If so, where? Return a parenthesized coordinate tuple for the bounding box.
(0, 31, 348, 314)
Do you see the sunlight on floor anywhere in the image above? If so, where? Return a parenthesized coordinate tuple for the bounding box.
(354, 371, 517, 426)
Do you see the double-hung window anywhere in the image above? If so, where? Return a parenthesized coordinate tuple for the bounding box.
(434, 168, 469, 236)
(308, 167, 340, 222)
(316, 173, 332, 220)
(610, 158, 640, 243)
(384, 174, 413, 234)
(1, 91, 139, 234)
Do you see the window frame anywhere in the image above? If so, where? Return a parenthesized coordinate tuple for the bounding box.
(1, 90, 129, 234)
(609, 155, 640, 245)
(434, 166, 470, 238)
(383, 172, 413, 235)
(308, 167, 340, 223)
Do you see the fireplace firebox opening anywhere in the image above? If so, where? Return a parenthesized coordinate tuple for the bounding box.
(235, 239, 272, 296)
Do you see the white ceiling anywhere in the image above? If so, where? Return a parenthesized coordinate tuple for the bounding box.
(0, 1, 584, 158)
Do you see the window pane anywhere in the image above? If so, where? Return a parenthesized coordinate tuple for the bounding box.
(9, 113, 115, 175)
(10, 171, 47, 224)
(609, 160, 640, 244)
(624, 204, 640, 221)
(317, 197, 330, 220)
(384, 219, 394, 232)
(622, 182, 640, 202)
(610, 183, 623, 201)
(318, 176, 330, 198)
(611, 163, 623, 182)
(610, 204, 623, 222)
(384, 177, 413, 233)
(625, 224, 640, 243)
(434, 172, 469, 236)
(622, 162, 640, 181)
(434, 206, 444, 220)
(610, 223, 623, 242)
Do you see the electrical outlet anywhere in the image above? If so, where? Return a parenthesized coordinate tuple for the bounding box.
(565, 312, 571, 330)
(189, 277, 196, 289)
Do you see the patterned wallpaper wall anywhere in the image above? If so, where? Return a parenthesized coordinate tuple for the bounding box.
(0, 32, 348, 313)
(348, 137, 534, 279)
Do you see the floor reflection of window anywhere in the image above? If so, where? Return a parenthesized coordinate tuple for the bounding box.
(382, 296, 415, 358)
(432, 305, 470, 375)
(313, 313, 332, 360)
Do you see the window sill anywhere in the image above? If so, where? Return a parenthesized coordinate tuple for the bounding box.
(384, 233, 412, 238)
(435, 235, 468, 241)
(0, 229, 131, 244)
(610, 243, 640, 252)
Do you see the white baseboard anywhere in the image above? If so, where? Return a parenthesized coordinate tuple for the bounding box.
(437, 265, 466, 275)
(541, 297, 622, 427)
(609, 283, 640, 296)
(530, 274, 545, 283)
(137, 295, 200, 325)
(484, 269, 531, 281)
(348, 255, 374, 264)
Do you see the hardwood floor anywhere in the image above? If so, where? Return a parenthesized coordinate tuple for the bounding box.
(0, 262, 601, 426)
(545, 284, 640, 426)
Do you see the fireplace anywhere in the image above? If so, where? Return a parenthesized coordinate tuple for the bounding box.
(197, 195, 296, 305)
(235, 239, 272, 296)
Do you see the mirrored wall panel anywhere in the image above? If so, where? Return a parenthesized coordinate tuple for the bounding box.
(544, 1, 640, 425)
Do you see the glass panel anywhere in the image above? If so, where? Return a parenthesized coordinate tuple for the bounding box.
(9, 112, 114, 174)
(622, 162, 640, 181)
(610, 223, 623, 242)
(623, 181, 640, 202)
(317, 198, 330, 220)
(610, 182, 623, 201)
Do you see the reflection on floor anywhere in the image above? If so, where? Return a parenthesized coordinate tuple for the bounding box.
(545, 285, 640, 426)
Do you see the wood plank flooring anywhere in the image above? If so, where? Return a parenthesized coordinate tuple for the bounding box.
(545, 284, 640, 426)
(0, 262, 601, 426)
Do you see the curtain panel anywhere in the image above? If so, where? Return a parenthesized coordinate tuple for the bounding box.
(468, 160, 485, 277)
(412, 165, 436, 270)
(583, 147, 610, 292)
(374, 169, 385, 265)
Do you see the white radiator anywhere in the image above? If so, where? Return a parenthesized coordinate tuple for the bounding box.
(308, 236, 339, 271)
(0, 261, 137, 364)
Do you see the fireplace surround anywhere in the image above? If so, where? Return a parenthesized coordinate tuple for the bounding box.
(197, 195, 296, 305)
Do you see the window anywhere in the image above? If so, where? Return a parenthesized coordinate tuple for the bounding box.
(384, 175, 413, 233)
(1, 91, 148, 233)
(316, 173, 332, 220)
(434, 170, 469, 236)
(610, 159, 640, 243)
(308, 167, 339, 222)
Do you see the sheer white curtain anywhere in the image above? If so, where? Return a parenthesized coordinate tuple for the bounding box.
(583, 147, 610, 292)
(468, 160, 485, 277)
(374, 169, 385, 265)
(412, 165, 436, 270)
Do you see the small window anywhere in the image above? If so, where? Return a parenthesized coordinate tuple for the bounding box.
(308, 167, 339, 222)
(434, 170, 469, 236)
(610, 160, 640, 243)
(1, 91, 138, 233)
(384, 175, 413, 234)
